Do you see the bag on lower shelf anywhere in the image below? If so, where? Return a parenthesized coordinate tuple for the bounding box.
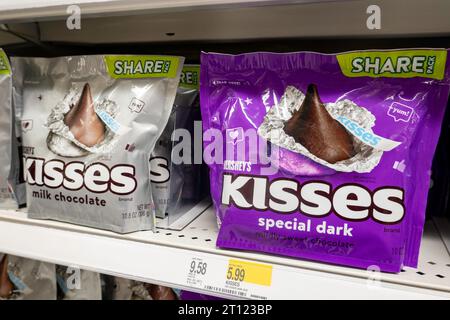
(0, 254, 56, 300)
(0, 48, 26, 209)
(101, 275, 178, 300)
(56, 266, 102, 300)
(201, 49, 450, 272)
(12, 55, 184, 233)
(147, 284, 178, 300)
(101, 275, 150, 300)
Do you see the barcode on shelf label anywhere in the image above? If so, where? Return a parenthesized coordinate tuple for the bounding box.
(204, 285, 246, 297)
(226, 259, 272, 286)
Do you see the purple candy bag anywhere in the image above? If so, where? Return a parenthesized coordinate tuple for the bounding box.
(200, 49, 450, 272)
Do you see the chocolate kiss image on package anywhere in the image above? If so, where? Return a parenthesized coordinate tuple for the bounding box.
(201, 49, 450, 272)
(12, 55, 184, 233)
(151, 65, 210, 228)
(0, 254, 56, 300)
(284, 84, 355, 164)
(0, 49, 26, 209)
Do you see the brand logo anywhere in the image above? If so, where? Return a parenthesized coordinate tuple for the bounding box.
(104, 55, 180, 79)
(337, 50, 447, 80)
(334, 115, 401, 152)
(221, 174, 405, 224)
(0, 57, 7, 71)
(351, 56, 432, 75)
(25, 157, 137, 195)
(180, 65, 200, 89)
(0, 50, 10, 75)
(336, 115, 381, 147)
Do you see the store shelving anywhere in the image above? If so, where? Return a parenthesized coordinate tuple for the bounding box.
(1, 0, 450, 46)
(0, 207, 449, 299)
(0, 0, 449, 300)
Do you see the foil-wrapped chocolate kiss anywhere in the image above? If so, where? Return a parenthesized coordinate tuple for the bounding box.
(284, 84, 355, 163)
(64, 83, 105, 147)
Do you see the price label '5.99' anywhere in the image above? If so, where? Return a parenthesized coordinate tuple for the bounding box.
(226, 259, 272, 286)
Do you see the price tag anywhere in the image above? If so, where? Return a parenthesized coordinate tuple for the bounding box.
(186, 257, 209, 287)
(183, 255, 273, 299)
(226, 259, 272, 286)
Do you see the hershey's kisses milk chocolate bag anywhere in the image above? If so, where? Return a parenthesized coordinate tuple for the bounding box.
(201, 49, 450, 272)
(12, 55, 184, 233)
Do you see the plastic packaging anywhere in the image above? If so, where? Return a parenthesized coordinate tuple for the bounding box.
(12, 55, 184, 233)
(151, 65, 200, 219)
(0, 255, 56, 300)
(201, 49, 450, 272)
(56, 266, 102, 300)
(0, 49, 25, 209)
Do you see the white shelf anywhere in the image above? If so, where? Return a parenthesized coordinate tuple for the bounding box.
(0, 207, 449, 299)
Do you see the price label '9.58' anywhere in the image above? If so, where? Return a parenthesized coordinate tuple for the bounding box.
(189, 260, 207, 275)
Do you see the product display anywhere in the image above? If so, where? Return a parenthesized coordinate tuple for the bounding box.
(1, 0, 450, 303)
(0, 49, 25, 209)
(201, 49, 450, 272)
(0, 255, 56, 300)
(56, 266, 102, 300)
(151, 65, 202, 220)
(12, 55, 184, 233)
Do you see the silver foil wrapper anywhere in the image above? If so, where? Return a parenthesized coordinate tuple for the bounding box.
(258, 86, 383, 173)
(45, 84, 119, 158)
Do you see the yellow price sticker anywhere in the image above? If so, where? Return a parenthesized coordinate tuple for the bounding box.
(226, 259, 272, 286)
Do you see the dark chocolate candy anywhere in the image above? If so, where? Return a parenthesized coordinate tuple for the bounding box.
(64, 83, 105, 147)
(284, 84, 354, 163)
(0, 255, 13, 299)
